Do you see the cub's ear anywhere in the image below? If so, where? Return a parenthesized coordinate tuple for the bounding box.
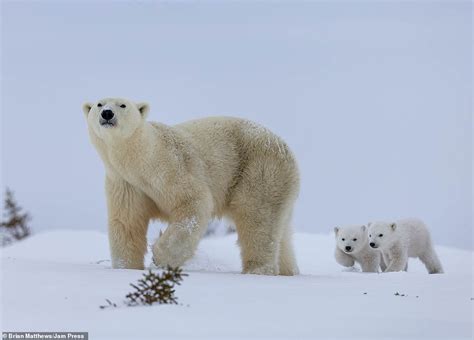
(391, 223, 397, 231)
(82, 102, 92, 116)
(361, 225, 366, 232)
(136, 102, 150, 118)
(334, 227, 339, 235)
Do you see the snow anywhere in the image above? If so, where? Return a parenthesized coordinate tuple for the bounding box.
(1, 230, 472, 339)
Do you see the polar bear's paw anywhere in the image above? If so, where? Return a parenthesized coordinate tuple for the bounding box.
(279, 265, 300, 276)
(152, 248, 185, 268)
(151, 240, 194, 269)
(242, 263, 278, 276)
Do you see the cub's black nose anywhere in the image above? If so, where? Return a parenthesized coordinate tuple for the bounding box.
(345, 246, 352, 251)
(101, 110, 114, 121)
(369, 242, 376, 248)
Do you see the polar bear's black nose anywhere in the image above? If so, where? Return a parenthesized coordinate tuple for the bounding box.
(345, 246, 352, 251)
(101, 110, 114, 121)
(369, 242, 376, 248)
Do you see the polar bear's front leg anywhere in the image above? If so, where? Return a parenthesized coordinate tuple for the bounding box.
(152, 200, 211, 268)
(384, 246, 408, 272)
(106, 177, 152, 270)
(334, 247, 355, 267)
(360, 255, 380, 273)
(381, 251, 390, 271)
(379, 253, 387, 272)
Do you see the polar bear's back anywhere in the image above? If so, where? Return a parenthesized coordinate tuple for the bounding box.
(175, 116, 296, 163)
(170, 116, 299, 214)
(397, 218, 433, 257)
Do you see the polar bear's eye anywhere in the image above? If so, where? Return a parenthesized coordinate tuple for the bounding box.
(353, 238, 357, 241)
(120, 104, 126, 108)
(379, 234, 383, 237)
(97, 103, 103, 107)
(341, 238, 345, 241)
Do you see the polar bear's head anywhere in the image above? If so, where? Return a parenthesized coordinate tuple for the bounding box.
(334, 225, 368, 254)
(82, 98, 149, 140)
(367, 221, 397, 249)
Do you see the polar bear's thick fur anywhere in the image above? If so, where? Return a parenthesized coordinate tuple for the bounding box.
(368, 218, 443, 274)
(83, 98, 300, 275)
(334, 225, 385, 272)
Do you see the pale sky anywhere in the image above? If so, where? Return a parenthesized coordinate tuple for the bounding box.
(1, 1, 472, 249)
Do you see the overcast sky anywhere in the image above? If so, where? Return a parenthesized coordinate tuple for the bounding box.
(1, 1, 472, 249)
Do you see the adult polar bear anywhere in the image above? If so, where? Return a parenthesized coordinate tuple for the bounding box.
(83, 98, 300, 275)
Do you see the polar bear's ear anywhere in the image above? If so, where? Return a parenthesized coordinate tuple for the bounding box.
(82, 102, 92, 116)
(391, 223, 397, 231)
(136, 102, 149, 118)
(367, 222, 372, 227)
(361, 225, 366, 232)
(334, 227, 339, 235)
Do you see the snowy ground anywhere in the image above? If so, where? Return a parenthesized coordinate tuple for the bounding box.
(1, 230, 472, 339)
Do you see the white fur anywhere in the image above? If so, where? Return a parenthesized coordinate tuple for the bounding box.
(368, 218, 443, 274)
(83, 98, 300, 275)
(334, 225, 385, 272)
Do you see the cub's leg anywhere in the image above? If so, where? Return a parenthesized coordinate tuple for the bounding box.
(385, 246, 408, 272)
(419, 245, 444, 274)
(379, 253, 387, 272)
(335, 247, 355, 267)
(106, 177, 153, 269)
(360, 255, 380, 273)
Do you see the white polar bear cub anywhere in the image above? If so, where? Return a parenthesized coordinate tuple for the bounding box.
(334, 225, 385, 272)
(83, 98, 300, 276)
(368, 218, 443, 274)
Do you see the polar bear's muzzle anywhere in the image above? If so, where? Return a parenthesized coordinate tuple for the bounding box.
(99, 109, 117, 128)
(369, 242, 378, 249)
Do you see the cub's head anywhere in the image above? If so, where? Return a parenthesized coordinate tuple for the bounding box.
(334, 225, 368, 254)
(82, 98, 149, 140)
(368, 221, 397, 249)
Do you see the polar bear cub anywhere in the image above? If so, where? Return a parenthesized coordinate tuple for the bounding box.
(334, 225, 385, 272)
(368, 218, 443, 274)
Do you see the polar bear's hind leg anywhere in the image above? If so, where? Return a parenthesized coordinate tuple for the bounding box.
(233, 211, 281, 275)
(419, 246, 444, 274)
(229, 156, 298, 276)
(278, 210, 299, 276)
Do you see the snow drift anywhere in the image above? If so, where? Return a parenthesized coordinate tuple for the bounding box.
(1, 231, 472, 339)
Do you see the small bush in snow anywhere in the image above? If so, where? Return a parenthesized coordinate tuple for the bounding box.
(100, 266, 187, 309)
(126, 267, 187, 306)
(0, 188, 31, 246)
